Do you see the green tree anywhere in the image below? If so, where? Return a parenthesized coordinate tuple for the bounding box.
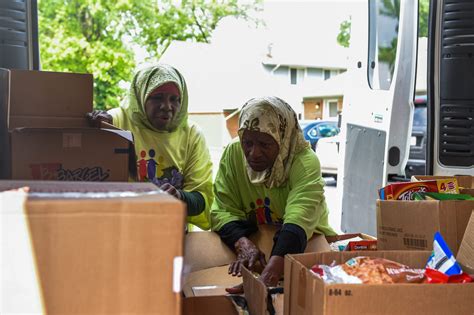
(39, 0, 262, 109)
(336, 0, 429, 49)
(127, 0, 263, 58)
(337, 19, 351, 48)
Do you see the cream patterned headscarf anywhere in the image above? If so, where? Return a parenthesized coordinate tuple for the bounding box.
(238, 97, 310, 188)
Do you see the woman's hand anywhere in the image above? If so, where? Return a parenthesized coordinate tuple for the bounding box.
(259, 256, 284, 287)
(229, 237, 266, 277)
(159, 183, 182, 200)
(86, 110, 113, 126)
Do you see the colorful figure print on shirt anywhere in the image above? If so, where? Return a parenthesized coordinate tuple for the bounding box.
(147, 149, 158, 180)
(136, 148, 184, 189)
(246, 197, 281, 225)
(137, 150, 147, 181)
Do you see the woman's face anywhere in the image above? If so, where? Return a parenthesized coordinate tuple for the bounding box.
(145, 84, 181, 130)
(241, 130, 279, 171)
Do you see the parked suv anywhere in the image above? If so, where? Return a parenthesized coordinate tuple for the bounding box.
(316, 96, 427, 179)
(298, 120, 340, 151)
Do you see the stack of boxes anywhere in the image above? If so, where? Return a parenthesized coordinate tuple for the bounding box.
(0, 68, 135, 181)
(241, 175, 474, 315)
(0, 69, 186, 314)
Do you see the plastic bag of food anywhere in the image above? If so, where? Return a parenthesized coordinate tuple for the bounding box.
(311, 256, 425, 284)
(424, 232, 472, 284)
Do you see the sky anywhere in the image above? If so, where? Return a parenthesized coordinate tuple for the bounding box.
(155, 0, 365, 113)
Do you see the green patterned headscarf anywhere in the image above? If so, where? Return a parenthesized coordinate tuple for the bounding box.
(120, 64, 188, 132)
(238, 96, 310, 188)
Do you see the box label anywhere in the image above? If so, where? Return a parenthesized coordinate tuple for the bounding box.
(29, 163, 110, 181)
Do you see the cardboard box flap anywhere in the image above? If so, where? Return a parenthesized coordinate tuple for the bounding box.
(1, 68, 93, 128)
(412, 175, 473, 189)
(0, 180, 158, 194)
(242, 267, 268, 315)
(183, 296, 238, 315)
(457, 210, 474, 274)
(291, 250, 431, 269)
(9, 116, 89, 129)
(101, 128, 134, 142)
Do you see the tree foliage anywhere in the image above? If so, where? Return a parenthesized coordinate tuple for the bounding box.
(336, 0, 429, 49)
(38, 0, 262, 109)
(337, 19, 351, 48)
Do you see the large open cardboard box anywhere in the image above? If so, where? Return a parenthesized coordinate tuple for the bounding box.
(284, 246, 474, 314)
(0, 68, 135, 181)
(183, 227, 331, 298)
(0, 180, 185, 314)
(240, 235, 330, 315)
(376, 199, 474, 254)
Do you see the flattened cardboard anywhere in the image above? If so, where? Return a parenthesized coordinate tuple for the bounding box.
(0, 181, 185, 315)
(284, 251, 474, 315)
(0, 69, 134, 181)
(457, 210, 474, 274)
(183, 265, 242, 297)
(0, 180, 159, 193)
(183, 296, 238, 315)
(377, 199, 474, 254)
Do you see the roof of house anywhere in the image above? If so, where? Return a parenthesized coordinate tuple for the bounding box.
(262, 43, 349, 70)
(303, 38, 428, 99)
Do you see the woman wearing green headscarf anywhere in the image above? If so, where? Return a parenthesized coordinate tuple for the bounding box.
(88, 64, 213, 230)
(211, 96, 335, 289)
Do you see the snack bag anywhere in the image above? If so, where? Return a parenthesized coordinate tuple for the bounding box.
(425, 232, 472, 283)
(412, 192, 474, 201)
(311, 257, 425, 284)
(379, 178, 459, 200)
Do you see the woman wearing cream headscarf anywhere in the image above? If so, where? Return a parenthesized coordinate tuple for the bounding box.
(88, 64, 213, 230)
(211, 96, 335, 289)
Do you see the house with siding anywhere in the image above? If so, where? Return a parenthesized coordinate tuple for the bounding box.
(302, 37, 428, 120)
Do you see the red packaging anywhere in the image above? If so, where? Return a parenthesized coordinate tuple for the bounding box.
(379, 179, 458, 200)
(345, 240, 377, 251)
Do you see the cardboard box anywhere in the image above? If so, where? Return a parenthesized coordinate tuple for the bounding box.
(182, 225, 289, 298)
(0, 181, 185, 315)
(183, 227, 331, 299)
(183, 296, 239, 315)
(457, 211, 474, 274)
(0, 68, 135, 181)
(284, 250, 474, 315)
(241, 235, 330, 315)
(376, 199, 474, 254)
(242, 267, 284, 315)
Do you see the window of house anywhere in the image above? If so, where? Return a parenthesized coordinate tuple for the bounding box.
(329, 101, 338, 117)
(324, 69, 331, 80)
(290, 68, 305, 85)
(290, 68, 297, 84)
(324, 99, 339, 119)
